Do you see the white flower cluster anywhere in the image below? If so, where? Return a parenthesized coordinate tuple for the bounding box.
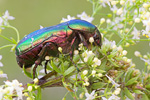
(0, 80, 24, 100)
(99, 0, 150, 40)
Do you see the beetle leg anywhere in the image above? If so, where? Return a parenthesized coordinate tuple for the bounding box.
(33, 58, 42, 79)
(78, 33, 88, 48)
(44, 60, 49, 74)
(33, 44, 49, 79)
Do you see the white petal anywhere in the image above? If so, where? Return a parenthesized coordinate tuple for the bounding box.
(0, 62, 3, 67)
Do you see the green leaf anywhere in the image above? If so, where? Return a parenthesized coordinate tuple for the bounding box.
(125, 68, 133, 82)
(64, 66, 76, 76)
(121, 90, 126, 100)
(91, 82, 106, 90)
(73, 55, 80, 63)
(87, 55, 94, 65)
(115, 71, 124, 80)
(141, 93, 149, 100)
(63, 61, 69, 70)
(125, 77, 138, 86)
(145, 84, 150, 89)
(124, 87, 134, 100)
(100, 59, 107, 70)
(23, 65, 32, 78)
(51, 60, 61, 73)
(133, 90, 144, 94)
(108, 59, 119, 67)
(107, 51, 117, 58)
(96, 69, 106, 73)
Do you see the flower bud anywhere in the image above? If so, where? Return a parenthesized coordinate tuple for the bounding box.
(83, 70, 88, 75)
(122, 50, 127, 55)
(45, 56, 50, 60)
(120, 0, 125, 5)
(117, 8, 123, 15)
(58, 47, 62, 52)
(97, 73, 103, 77)
(106, 19, 111, 23)
(27, 86, 32, 92)
(100, 18, 105, 24)
(134, 51, 141, 57)
(89, 37, 94, 43)
(74, 50, 79, 55)
(33, 78, 39, 84)
(134, 18, 140, 23)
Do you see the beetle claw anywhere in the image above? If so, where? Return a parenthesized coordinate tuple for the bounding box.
(44, 60, 49, 74)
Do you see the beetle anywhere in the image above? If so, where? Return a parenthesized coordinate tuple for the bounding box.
(15, 19, 102, 78)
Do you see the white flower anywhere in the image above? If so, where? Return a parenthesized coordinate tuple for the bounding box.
(82, 50, 95, 62)
(110, 5, 118, 13)
(134, 51, 141, 57)
(2, 10, 15, 25)
(111, 17, 124, 30)
(77, 12, 94, 22)
(0, 55, 3, 67)
(140, 58, 150, 65)
(131, 27, 140, 39)
(142, 18, 150, 37)
(61, 15, 75, 22)
(106, 74, 120, 89)
(2, 10, 15, 20)
(85, 90, 95, 100)
(102, 38, 116, 49)
(102, 94, 120, 100)
(93, 57, 101, 66)
(92, 70, 96, 77)
(99, 0, 111, 7)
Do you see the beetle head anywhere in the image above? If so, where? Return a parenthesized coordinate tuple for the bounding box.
(93, 29, 102, 47)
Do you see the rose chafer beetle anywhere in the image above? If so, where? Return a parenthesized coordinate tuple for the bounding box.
(15, 19, 102, 78)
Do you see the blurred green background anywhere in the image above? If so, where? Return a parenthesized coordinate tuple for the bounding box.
(0, 0, 150, 100)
